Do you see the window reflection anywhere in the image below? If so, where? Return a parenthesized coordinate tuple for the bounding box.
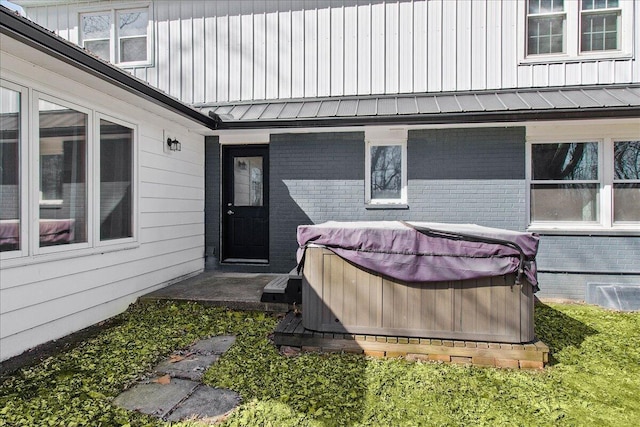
(613, 141, 640, 222)
(530, 142, 600, 222)
(39, 100, 87, 246)
(234, 156, 263, 206)
(100, 119, 133, 240)
(0, 86, 21, 252)
(370, 145, 402, 200)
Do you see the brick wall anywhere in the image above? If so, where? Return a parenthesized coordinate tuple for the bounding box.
(268, 128, 527, 271)
(204, 136, 220, 267)
(205, 127, 639, 300)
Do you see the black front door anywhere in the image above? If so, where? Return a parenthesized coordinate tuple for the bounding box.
(221, 145, 269, 262)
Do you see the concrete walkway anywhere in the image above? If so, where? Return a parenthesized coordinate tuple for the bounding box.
(140, 271, 290, 312)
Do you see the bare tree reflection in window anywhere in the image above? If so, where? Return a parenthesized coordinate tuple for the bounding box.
(614, 141, 640, 180)
(371, 145, 401, 199)
(531, 142, 599, 222)
(613, 141, 640, 222)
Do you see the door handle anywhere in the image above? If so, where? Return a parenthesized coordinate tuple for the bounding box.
(227, 210, 234, 215)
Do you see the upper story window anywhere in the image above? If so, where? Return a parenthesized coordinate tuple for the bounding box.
(580, 0, 620, 52)
(524, 0, 629, 60)
(80, 7, 150, 66)
(527, 0, 566, 55)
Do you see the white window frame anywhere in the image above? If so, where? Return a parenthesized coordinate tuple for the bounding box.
(0, 74, 140, 265)
(365, 131, 408, 206)
(519, 0, 633, 63)
(0, 81, 29, 260)
(580, 0, 623, 53)
(526, 136, 640, 232)
(79, 5, 153, 67)
(94, 113, 138, 248)
(33, 92, 94, 255)
(526, 0, 567, 56)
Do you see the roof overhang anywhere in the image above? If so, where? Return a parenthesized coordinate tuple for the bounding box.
(199, 85, 640, 130)
(0, 6, 219, 130)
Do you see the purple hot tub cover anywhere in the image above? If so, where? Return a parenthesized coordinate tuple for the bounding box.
(297, 221, 540, 291)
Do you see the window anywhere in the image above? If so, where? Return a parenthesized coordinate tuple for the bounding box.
(38, 99, 88, 247)
(233, 157, 264, 207)
(613, 141, 640, 223)
(528, 139, 640, 230)
(0, 80, 137, 260)
(581, 0, 620, 52)
(530, 142, 599, 222)
(100, 119, 134, 240)
(80, 7, 150, 65)
(524, 0, 630, 59)
(0, 85, 22, 252)
(365, 140, 407, 205)
(527, 0, 566, 55)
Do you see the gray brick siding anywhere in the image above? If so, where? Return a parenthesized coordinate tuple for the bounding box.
(204, 136, 220, 267)
(204, 127, 640, 300)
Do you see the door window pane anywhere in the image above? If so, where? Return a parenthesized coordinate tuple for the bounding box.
(0, 86, 21, 252)
(39, 100, 87, 246)
(234, 157, 263, 206)
(370, 145, 402, 200)
(613, 141, 640, 222)
(100, 119, 133, 240)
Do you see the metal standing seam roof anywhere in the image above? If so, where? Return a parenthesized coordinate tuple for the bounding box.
(197, 85, 640, 129)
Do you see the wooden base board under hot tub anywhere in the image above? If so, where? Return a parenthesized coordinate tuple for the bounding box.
(274, 312, 549, 369)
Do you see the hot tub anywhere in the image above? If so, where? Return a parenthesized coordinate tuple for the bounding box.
(297, 221, 539, 344)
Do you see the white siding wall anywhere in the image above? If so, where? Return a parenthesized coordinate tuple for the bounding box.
(0, 43, 206, 361)
(21, 0, 640, 103)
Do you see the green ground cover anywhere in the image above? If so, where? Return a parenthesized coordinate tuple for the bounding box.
(1, 301, 638, 426)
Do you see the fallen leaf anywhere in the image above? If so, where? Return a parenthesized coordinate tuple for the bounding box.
(169, 354, 186, 363)
(154, 375, 171, 385)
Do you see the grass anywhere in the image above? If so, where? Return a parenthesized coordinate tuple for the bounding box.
(0, 301, 639, 426)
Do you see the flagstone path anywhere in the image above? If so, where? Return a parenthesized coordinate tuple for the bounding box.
(113, 335, 241, 423)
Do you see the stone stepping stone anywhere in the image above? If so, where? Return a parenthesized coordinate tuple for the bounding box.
(167, 385, 241, 423)
(113, 335, 240, 422)
(155, 354, 220, 381)
(113, 377, 198, 419)
(191, 335, 236, 355)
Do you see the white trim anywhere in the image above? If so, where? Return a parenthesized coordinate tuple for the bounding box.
(519, 0, 634, 63)
(0, 80, 29, 260)
(94, 113, 138, 248)
(365, 134, 408, 206)
(526, 133, 640, 232)
(0, 73, 144, 265)
(78, 4, 153, 67)
(34, 91, 93, 255)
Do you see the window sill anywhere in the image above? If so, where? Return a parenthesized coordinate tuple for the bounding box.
(365, 204, 409, 210)
(519, 51, 633, 65)
(527, 226, 640, 237)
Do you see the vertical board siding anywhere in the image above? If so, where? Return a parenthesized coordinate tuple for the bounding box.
(19, 0, 639, 100)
